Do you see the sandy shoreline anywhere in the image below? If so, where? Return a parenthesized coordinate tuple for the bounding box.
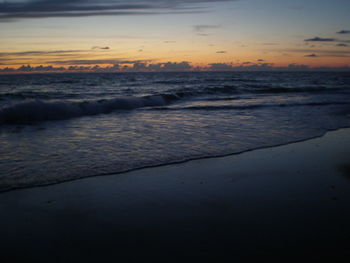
(1, 128, 350, 262)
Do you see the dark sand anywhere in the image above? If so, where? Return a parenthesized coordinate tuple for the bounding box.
(1, 129, 350, 262)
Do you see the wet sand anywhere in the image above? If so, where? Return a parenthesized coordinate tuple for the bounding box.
(1, 128, 350, 262)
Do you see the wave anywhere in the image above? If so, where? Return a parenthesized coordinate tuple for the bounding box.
(0, 94, 178, 124)
(203, 96, 241, 101)
(0, 91, 80, 100)
(245, 85, 342, 94)
(175, 84, 342, 97)
(153, 101, 350, 111)
(52, 80, 81, 84)
(1, 83, 342, 102)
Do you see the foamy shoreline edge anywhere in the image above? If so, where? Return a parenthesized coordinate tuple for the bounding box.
(1, 126, 350, 193)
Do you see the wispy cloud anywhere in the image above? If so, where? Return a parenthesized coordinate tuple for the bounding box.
(263, 48, 350, 57)
(193, 24, 221, 32)
(262, 43, 278, 46)
(193, 24, 221, 36)
(304, 37, 336, 42)
(0, 0, 235, 21)
(337, 30, 350, 34)
(0, 50, 85, 57)
(47, 59, 152, 65)
(336, 43, 348, 47)
(92, 46, 110, 50)
(304, 54, 318, 57)
(216, 50, 227, 54)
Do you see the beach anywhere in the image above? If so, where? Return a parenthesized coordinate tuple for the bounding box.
(1, 128, 350, 262)
(1, 0, 350, 261)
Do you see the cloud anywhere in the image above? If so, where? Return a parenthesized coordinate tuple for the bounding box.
(193, 24, 221, 36)
(304, 37, 336, 42)
(287, 64, 309, 71)
(1, 64, 65, 72)
(262, 43, 278, 46)
(160, 61, 192, 71)
(337, 30, 350, 34)
(92, 46, 110, 50)
(208, 62, 276, 71)
(263, 48, 350, 57)
(0, 49, 98, 65)
(207, 63, 350, 72)
(132, 61, 191, 71)
(257, 59, 265, 62)
(2, 62, 350, 73)
(304, 54, 318, 57)
(208, 63, 234, 71)
(0, 58, 17, 63)
(193, 24, 221, 32)
(47, 59, 151, 65)
(0, 50, 84, 57)
(216, 50, 227, 54)
(0, 0, 235, 21)
(208, 62, 273, 71)
(336, 43, 348, 47)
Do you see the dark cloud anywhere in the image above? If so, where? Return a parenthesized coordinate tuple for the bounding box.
(209, 62, 276, 71)
(208, 63, 350, 72)
(1, 64, 65, 72)
(92, 46, 110, 50)
(0, 0, 235, 21)
(208, 63, 235, 71)
(216, 51, 227, 54)
(109, 61, 192, 72)
(337, 30, 350, 34)
(304, 37, 336, 42)
(257, 59, 265, 62)
(304, 54, 318, 57)
(287, 64, 309, 71)
(2, 62, 350, 73)
(336, 43, 348, 47)
(0, 67, 16, 72)
(159, 61, 192, 71)
(132, 62, 147, 70)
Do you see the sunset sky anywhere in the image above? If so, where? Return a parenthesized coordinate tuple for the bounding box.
(1, 0, 350, 71)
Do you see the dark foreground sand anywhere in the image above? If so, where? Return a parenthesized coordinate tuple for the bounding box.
(1, 129, 350, 262)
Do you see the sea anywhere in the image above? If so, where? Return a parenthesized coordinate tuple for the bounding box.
(0, 71, 350, 192)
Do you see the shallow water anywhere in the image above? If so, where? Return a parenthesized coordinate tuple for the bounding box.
(1, 71, 350, 191)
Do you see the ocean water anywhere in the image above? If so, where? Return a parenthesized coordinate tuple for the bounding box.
(0, 71, 350, 191)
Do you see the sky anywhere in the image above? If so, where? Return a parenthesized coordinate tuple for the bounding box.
(0, 0, 350, 72)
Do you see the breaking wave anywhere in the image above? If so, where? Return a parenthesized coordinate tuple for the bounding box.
(0, 94, 178, 124)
